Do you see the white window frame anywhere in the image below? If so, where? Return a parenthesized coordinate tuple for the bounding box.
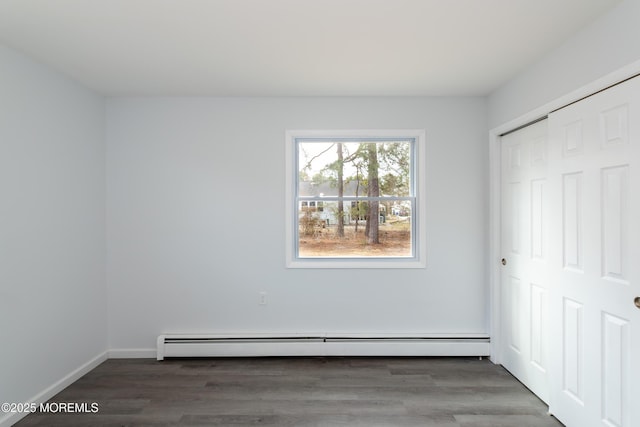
(285, 129, 427, 269)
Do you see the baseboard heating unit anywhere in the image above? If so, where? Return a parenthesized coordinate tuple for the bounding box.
(156, 333, 490, 360)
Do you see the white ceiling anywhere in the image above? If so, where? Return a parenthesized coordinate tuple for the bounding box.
(0, 0, 621, 96)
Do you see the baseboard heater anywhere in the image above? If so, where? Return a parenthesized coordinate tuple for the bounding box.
(156, 333, 490, 360)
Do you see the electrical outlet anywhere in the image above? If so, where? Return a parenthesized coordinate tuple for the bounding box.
(259, 292, 267, 305)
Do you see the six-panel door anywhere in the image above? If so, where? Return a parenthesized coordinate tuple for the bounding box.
(547, 76, 640, 427)
(500, 119, 550, 403)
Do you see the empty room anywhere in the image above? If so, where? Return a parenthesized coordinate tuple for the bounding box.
(1, 1, 639, 426)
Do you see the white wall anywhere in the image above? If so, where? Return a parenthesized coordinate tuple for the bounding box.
(0, 46, 106, 422)
(488, 0, 640, 128)
(106, 97, 488, 351)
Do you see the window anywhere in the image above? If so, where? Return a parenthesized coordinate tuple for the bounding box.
(286, 130, 426, 268)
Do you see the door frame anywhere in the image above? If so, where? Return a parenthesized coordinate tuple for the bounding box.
(488, 59, 640, 364)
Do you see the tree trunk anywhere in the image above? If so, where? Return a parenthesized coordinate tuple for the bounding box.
(366, 143, 380, 244)
(354, 168, 361, 232)
(336, 143, 344, 238)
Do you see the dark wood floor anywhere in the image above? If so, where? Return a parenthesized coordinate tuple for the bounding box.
(16, 357, 563, 426)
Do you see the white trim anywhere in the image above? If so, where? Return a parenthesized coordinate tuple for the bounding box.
(0, 352, 107, 427)
(488, 129, 502, 364)
(107, 348, 157, 358)
(285, 129, 427, 269)
(488, 59, 640, 363)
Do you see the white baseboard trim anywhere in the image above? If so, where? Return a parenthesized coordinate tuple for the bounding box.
(157, 334, 491, 360)
(0, 351, 107, 427)
(159, 341, 490, 359)
(107, 348, 156, 359)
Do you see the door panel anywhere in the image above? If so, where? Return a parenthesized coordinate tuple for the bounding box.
(530, 283, 547, 370)
(548, 76, 640, 427)
(500, 119, 550, 403)
(562, 297, 584, 404)
(562, 172, 583, 271)
(601, 165, 628, 282)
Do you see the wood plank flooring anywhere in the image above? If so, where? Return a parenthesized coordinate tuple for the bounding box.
(15, 357, 563, 426)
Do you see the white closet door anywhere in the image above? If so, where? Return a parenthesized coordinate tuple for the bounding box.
(548, 76, 640, 427)
(500, 119, 550, 403)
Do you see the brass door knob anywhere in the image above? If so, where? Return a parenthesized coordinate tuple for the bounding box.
(634, 297, 640, 309)
(501, 258, 507, 266)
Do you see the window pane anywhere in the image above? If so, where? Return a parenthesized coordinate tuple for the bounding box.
(298, 140, 412, 198)
(298, 199, 413, 258)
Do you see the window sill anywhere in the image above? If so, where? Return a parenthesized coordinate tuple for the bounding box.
(286, 257, 426, 269)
